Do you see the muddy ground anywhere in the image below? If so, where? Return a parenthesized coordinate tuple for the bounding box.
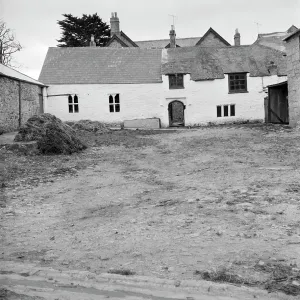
(1, 124, 300, 296)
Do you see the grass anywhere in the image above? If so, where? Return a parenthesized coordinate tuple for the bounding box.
(195, 261, 300, 296)
(76, 129, 176, 148)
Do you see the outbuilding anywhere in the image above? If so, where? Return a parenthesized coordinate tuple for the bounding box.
(0, 64, 46, 132)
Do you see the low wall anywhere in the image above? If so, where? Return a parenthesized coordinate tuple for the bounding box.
(124, 118, 161, 129)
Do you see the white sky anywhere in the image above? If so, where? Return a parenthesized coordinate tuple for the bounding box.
(1, 0, 299, 80)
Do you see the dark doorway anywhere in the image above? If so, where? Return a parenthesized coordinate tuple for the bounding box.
(265, 81, 289, 124)
(168, 101, 185, 127)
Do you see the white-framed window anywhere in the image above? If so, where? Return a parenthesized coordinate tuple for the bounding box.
(109, 94, 120, 112)
(217, 104, 235, 117)
(68, 95, 79, 113)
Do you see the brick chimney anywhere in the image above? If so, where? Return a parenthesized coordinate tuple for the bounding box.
(234, 28, 241, 46)
(90, 34, 96, 47)
(110, 12, 120, 36)
(169, 25, 176, 48)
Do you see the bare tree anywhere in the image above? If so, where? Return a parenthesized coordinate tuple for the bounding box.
(0, 20, 22, 66)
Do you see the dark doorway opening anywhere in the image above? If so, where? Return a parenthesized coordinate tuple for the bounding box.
(168, 100, 185, 127)
(265, 81, 289, 124)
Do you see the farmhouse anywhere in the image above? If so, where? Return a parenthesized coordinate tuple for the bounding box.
(0, 64, 46, 132)
(38, 14, 295, 128)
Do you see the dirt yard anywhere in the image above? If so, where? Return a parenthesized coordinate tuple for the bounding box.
(1, 124, 300, 296)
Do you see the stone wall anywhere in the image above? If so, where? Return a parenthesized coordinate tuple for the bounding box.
(285, 33, 300, 127)
(0, 76, 42, 132)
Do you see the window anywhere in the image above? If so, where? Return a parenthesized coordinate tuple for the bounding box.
(217, 104, 235, 117)
(169, 74, 184, 89)
(228, 73, 247, 93)
(109, 94, 120, 113)
(68, 95, 79, 113)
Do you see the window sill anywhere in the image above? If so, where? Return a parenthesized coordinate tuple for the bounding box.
(169, 87, 185, 90)
(228, 91, 248, 94)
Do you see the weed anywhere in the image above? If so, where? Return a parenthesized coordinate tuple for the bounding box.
(107, 269, 136, 276)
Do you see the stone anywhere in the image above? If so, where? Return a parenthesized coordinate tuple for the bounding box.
(124, 118, 160, 129)
(187, 199, 195, 203)
(258, 260, 265, 266)
(292, 280, 300, 286)
(174, 280, 181, 287)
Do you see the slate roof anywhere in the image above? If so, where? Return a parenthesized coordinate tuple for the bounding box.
(283, 28, 300, 41)
(161, 44, 287, 80)
(253, 26, 298, 51)
(38, 47, 162, 85)
(254, 32, 289, 52)
(135, 37, 201, 49)
(0, 64, 45, 86)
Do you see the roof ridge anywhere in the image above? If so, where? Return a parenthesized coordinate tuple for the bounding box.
(135, 36, 201, 42)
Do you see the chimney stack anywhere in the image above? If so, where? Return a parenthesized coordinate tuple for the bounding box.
(110, 12, 120, 36)
(90, 34, 96, 47)
(169, 25, 176, 48)
(234, 29, 241, 46)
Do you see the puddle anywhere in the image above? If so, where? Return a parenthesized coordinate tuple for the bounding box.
(259, 166, 294, 171)
(0, 277, 183, 300)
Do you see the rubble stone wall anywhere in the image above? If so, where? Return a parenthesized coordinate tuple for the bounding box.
(285, 33, 300, 127)
(0, 76, 41, 132)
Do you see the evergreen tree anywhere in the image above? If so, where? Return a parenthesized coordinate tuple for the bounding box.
(57, 13, 110, 47)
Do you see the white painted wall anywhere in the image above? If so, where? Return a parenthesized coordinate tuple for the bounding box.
(45, 83, 164, 125)
(45, 74, 287, 127)
(161, 74, 287, 126)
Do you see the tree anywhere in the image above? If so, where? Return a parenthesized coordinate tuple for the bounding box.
(0, 20, 22, 66)
(57, 13, 110, 47)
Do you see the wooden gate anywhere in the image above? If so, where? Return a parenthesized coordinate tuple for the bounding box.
(266, 82, 289, 124)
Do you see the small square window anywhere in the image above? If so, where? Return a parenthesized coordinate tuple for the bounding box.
(109, 105, 114, 112)
(217, 104, 236, 117)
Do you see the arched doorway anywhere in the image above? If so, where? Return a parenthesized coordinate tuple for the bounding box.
(168, 101, 185, 127)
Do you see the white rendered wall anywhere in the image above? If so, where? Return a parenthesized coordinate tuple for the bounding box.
(45, 83, 164, 124)
(161, 74, 287, 126)
(45, 74, 287, 127)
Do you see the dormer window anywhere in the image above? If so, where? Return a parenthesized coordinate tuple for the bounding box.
(169, 74, 184, 89)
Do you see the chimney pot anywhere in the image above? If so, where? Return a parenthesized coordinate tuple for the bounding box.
(234, 28, 241, 46)
(90, 34, 96, 47)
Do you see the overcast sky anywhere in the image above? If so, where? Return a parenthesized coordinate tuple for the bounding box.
(1, 0, 299, 80)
